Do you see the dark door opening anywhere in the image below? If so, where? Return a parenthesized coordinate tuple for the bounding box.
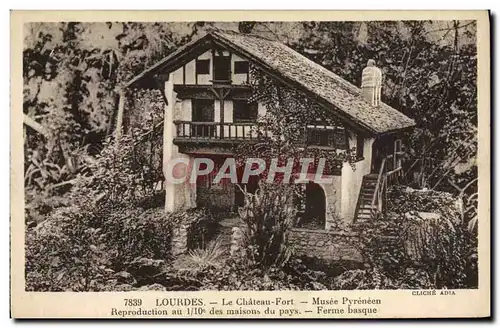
(192, 99, 215, 137)
(371, 135, 396, 173)
(297, 182, 326, 230)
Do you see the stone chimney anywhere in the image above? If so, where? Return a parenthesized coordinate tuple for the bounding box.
(361, 59, 382, 106)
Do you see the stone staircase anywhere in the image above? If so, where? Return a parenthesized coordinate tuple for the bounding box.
(354, 174, 378, 224)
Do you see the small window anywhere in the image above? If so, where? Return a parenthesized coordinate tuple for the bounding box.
(334, 128, 348, 149)
(233, 100, 258, 122)
(196, 59, 210, 75)
(356, 135, 364, 159)
(234, 61, 249, 74)
(214, 56, 231, 81)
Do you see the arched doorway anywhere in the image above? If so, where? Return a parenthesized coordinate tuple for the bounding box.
(298, 182, 326, 230)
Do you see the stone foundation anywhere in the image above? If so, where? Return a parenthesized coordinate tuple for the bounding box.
(288, 228, 363, 262)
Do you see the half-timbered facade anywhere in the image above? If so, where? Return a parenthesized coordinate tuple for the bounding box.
(118, 30, 415, 229)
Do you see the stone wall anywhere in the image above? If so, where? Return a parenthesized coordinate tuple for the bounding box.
(288, 228, 363, 262)
(229, 226, 363, 263)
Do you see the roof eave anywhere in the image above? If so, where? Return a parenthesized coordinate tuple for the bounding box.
(123, 33, 214, 89)
(123, 30, 416, 136)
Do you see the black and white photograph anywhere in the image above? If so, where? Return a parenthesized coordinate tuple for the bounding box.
(12, 10, 490, 319)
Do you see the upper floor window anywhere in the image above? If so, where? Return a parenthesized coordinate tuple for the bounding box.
(305, 120, 348, 150)
(233, 100, 258, 122)
(213, 55, 231, 81)
(196, 59, 210, 75)
(234, 61, 249, 74)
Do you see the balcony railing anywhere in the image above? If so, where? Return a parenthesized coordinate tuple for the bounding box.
(173, 121, 348, 149)
(174, 121, 259, 142)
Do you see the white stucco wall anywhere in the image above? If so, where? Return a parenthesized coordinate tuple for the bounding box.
(316, 176, 342, 230)
(163, 77, 197, 212)
(340, 132, 375, 223)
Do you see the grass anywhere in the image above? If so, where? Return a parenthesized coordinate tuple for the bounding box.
(185, 236, 226, 271)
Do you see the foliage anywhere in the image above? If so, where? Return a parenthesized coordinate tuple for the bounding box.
(332, 267, 434, 290)
(237, 183, 296, 268)
(25, 205, 172, 291)
(23, 22, 204, 205)
(351, 186, 477, 289)
(191, 258, 328, 291)
(185, 209, 220, 250)
(25, 135, 172, 291)
(25, 205, 113, 291)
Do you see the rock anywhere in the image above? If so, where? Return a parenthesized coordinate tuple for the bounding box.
(115, 283, 134, 291)
(126, 258, 165, 278)
(137, 283, 167, 291)
(114, 271, 136, 285)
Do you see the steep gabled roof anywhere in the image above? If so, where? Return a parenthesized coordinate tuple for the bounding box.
(125, 30, 415, 135)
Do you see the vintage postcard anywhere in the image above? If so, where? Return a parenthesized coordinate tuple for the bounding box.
(11, 10, 490, 319)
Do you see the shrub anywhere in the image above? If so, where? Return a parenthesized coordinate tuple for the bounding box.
(182, 208, 219, 250)
(332, 267, 434, 290)
(101, 207, 172, 271)
(25, 203, 172, 291)
(25, 205, 114, 291)
(238, 183, 296, 268)
(193, 258, 328, 291)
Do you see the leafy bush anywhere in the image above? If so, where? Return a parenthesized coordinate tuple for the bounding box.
(101, 208, 172, 271)
(25, 205, 172, 291)
(182, 208, 219, 250)
(332, 267, 434, 290)
(238, 183, 296, 268)
(25, 205, 114, 291)
(192, 258, 328, 291)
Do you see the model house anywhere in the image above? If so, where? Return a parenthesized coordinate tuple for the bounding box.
(118, 30, 415, 230)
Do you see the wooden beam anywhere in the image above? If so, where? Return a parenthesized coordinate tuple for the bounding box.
(114, 89, 125, 142)
(208, 86, 221, 99)
(182, 65, 186, 85)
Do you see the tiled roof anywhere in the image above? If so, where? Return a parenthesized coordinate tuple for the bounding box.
(126, 30, 416, 135)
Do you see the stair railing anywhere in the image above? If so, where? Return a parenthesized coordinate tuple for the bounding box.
(370, 157, 387, 218)
(370, 154, 404, 219)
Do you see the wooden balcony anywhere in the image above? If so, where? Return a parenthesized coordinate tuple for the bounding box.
(173, 121, 348, 152)
(174, 121, 259, 145)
